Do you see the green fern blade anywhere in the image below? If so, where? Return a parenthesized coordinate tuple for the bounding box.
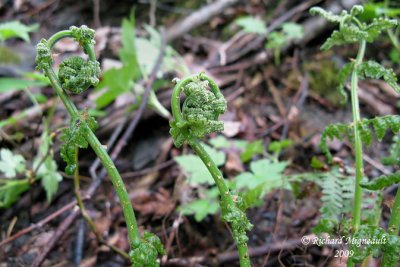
(360, 171, 400, 190)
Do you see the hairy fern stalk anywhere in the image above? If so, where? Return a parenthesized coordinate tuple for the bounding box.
(170, 73, 252, 267)
(36, 26, 164, 266)
(311, 5, 400, 267)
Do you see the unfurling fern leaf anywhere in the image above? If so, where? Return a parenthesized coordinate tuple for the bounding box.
(320, 115, 400, 162)
(360, 171, 400, 190)
(365, 18, 399, 42)
(60, 111, 98, 175)
(309, 7, 342, 23)
(320, 123, 352, 162)
(337, 62, 354, 103)
(357, 61, 400, 93)
(310, 5, 397, 50)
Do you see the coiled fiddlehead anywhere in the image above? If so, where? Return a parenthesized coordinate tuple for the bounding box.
(170, 73, 252, 267)
(58, 56, 100, 94)
(36, 26, 164, 266)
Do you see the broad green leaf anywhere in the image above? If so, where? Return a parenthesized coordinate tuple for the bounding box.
(0, 179, 30, 208)
(282, 22, 304, 39)
(0, 77, 48, 93)
(232, 139, 248, 149)
(310, 156, 325, 169)
(250, 159, 288, 177)
(240, 140, 264, 162)
(179, 199, 219, 222)
(136, 37, 159, 77)
(209, 135, 232, 149)
(235, 16, 267, 34)
(38, 159, 62, 202)
(95, 66, 133, 108)
(34, 122, 62, 202)
(95, 12, 139, 108)
(235, 159, 289, 190)
(174, 143, 226, 185)
(120, 14, 140, 73)
(234, 172, 255, 188)
(0, 21, 38, 42)
(265, 31, 285, 49)
(363, 3, 400, 18)
(0, 149, 26, 178)
(268, 139, 292, 154)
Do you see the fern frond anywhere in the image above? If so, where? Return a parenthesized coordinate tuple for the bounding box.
(170, 74, 227, 147)
(310, 5, 397, 50)
(337, 62, 354, 103)
(321, 27, 367, 50)
(60, 111, 98, 175)
(350, 225, 400, 263)
(365, 18, 398, 42)
(129, 232, 165, 267)
(58, 56, 100, 94)
(360, 171, 400, 190)
(320, 123, 351, 162)
(357, 60, 400, 93)
(309, 7, 343, 23)
(320, 116, 400, 161)
(313, 168, 354, 234)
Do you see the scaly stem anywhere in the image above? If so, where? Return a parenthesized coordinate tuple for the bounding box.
(188, 138, 250, 267)
(45, 67, 140, 248)
(38, 28, 140, 250)
(381, 187, 400, 266)
(348, 39, 366, 267)
(74, 147, 130, 260)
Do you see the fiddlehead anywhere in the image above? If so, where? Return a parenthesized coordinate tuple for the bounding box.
(36, 26, 164, 266)
(58, 56, 100, 94)
(170, 73, 252, 267)
(170, 73, 227, 147)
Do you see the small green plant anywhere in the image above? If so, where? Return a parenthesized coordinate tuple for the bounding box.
(311, 5, 400, 266)
(0, 117, 62, 208)
(35, 25, 164, 266)
(176, 136, 290, 222)
(170, 73, 252, 267)
(96, 11, 186, 117)
(234, 16, 304, 65)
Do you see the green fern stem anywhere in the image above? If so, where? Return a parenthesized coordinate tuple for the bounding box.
(348, 39, 366, 267)
(351, 39, 366, 233)
(170, 73, 251, 267)
(188, 137, 250, 266)
(36, 28, 140, 250)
